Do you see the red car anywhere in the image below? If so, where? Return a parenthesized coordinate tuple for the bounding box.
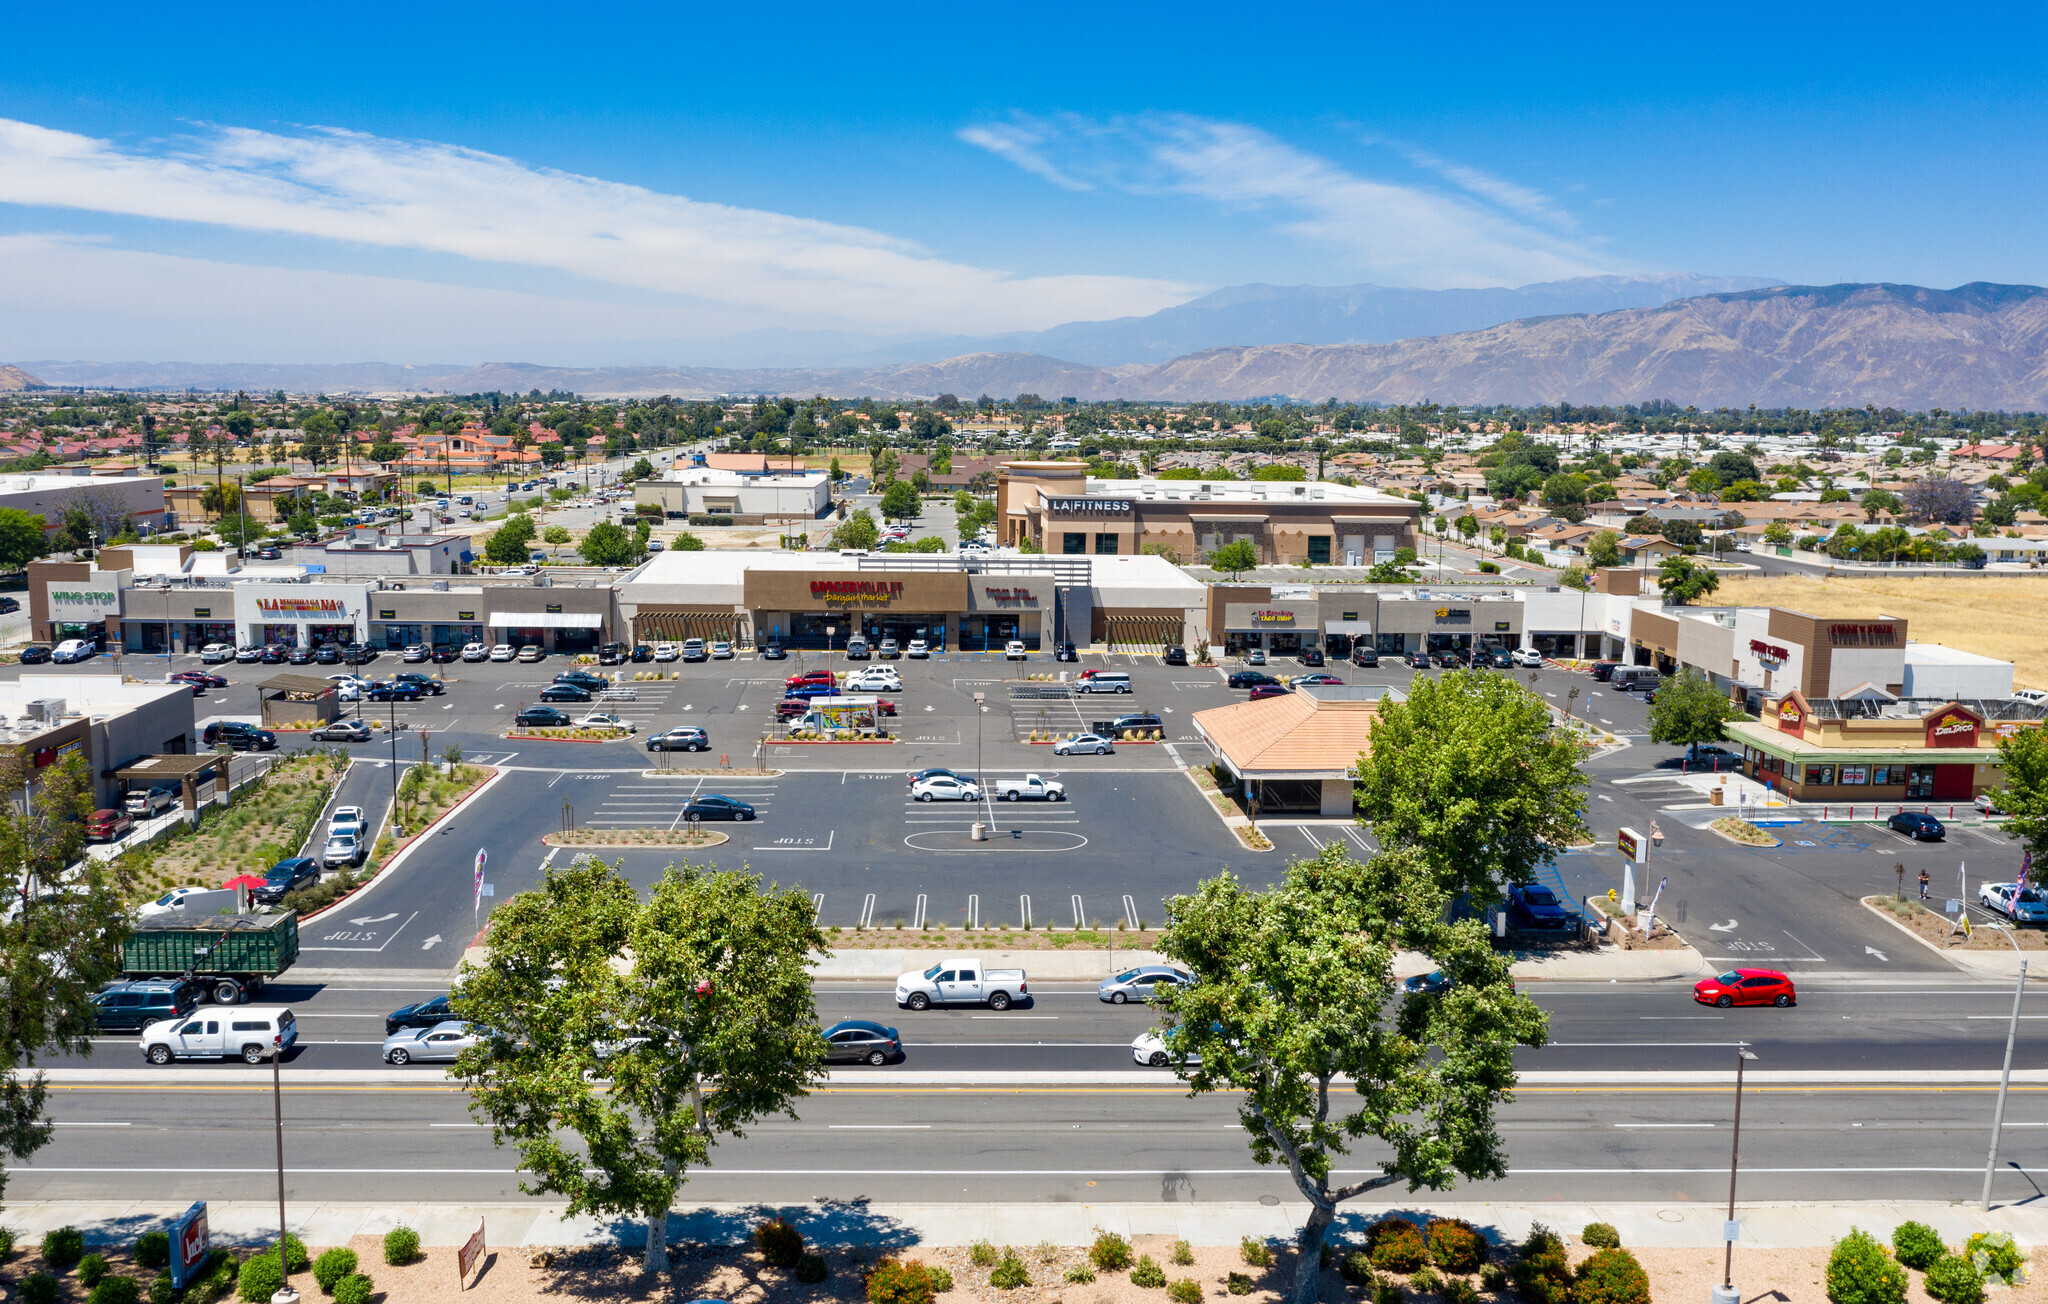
(1693, 968, 1796, 1008)
(168, 670, 228, 694)
(1248, 684, 1291, 701)
(785, 669, 835, 690)
(84, 808, 135, 842)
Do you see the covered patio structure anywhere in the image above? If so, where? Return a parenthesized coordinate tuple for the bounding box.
(1190, 683, 1399, 818)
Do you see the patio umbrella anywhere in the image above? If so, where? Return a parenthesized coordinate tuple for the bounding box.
(220, 874, 268, 891)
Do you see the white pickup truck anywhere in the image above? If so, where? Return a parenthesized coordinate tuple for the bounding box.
(990, 773, 1066, 802)
(895, 958, 1029, 1011)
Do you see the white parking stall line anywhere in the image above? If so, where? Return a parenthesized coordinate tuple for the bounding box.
(967, 893, 980, 929)
(913, 893, 928, 929)
(810, 893, 824, 921)
(1019, 893, 1032, 929)
(858, 893, 876, 929)
(1070, 894, 1086, 929)
(1123, 895, 1140, 929)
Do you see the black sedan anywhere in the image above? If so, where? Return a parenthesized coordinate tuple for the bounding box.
(367, 681, 422, 701)
(1404, 651, 1432, 669)
(1226, 670, 1281, 689)
(430, 646, 457, 663)
(516, 706, 570, 728)
(259, 645, 288, 664)
(684, 794, 756, 822)
(1889, 811, 1946, 841)
(823, 1019, 901, 1065)
(631, 644, 657, 662)
(287, 646, 315, 665)
(539, 684, 593, 703)
(385, 994, 453, 1036)
(313, 644, 342, 664)
(392, 673, 444, 695)
(17, 645, 50, 664)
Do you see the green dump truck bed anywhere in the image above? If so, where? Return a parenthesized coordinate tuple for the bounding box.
(122, 911, 300, 979)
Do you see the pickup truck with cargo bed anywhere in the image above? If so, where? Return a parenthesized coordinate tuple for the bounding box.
(895, 958, 1029, 1011)
(990, 774, 1066, 802)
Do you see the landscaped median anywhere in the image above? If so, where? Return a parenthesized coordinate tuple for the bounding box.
(1710, 816, 1783, 847)
(1862, 894, 2048, 980)
(504, 726, 634, 742)
(1183, 764, 1275, 852)
(298, 763, 500, 923)
(542, 828, 730, 849)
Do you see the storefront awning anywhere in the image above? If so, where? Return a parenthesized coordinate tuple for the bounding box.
(490, 611, 604, 629)
(1325, 620, 1371, 635)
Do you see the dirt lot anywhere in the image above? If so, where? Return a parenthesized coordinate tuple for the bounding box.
(4, 1232, 2042, 1304)
(1718, 573, 2048, 690)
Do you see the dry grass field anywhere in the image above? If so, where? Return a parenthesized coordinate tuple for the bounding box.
(1718, 574, 2048, 690)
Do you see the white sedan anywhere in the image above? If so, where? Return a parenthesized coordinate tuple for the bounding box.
(489, 644, 516, 662)
(911, 774, 981, 802)
(653, 643, 679, 662)
(906, 639, 930, 658)
(199, 643, 235, 664)
(461, 642, 490, 662)
(1978, 881, 2048, 924)
(1054, 732, 1115, 756)
(848, 669, 902, 693)
(577, 712, 636, 734)
(1131, 1028, 1201, 1069)
(139, 885, 217, 918)
(711, 641, 733, 659)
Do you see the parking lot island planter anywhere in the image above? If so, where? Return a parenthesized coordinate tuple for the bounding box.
(542, 828, 732, 848)
(1710, 816, 1782, 847)
(502, 727, 634, 742)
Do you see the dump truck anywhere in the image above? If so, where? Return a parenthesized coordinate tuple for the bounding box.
(121, 911, 300, 1005)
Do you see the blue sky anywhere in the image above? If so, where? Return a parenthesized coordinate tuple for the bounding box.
(3, 3, 2045, 363)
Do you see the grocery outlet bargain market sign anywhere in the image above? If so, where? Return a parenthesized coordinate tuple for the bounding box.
(811, 579, 907, 607)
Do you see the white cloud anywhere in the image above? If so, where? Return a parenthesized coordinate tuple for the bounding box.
(0, 118, 1197, 336)
(960, 113, 1615, 287)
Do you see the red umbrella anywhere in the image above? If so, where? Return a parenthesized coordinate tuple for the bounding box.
(221, 874, 269, 890)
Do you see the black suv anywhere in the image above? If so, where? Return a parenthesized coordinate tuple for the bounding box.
(253, 856, 320, 904)
(202, 721, 278, 751)
(1298, 647, 1325, 666)
(391, 672, 444, 695)
(1162, 646, 1188, 666)
(596, 642, 628, 665)
(313, 643, 342, 664)
(93, 979, 198, 1032)
(517, 705, 570, 728)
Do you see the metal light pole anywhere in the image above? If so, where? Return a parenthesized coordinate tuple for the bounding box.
(271, 1031, 299, 1303)
(1982, 924, 2028, 1209)
(974, 691, 992, 837)
(1714, 1045, 1757, 1304)
(162, 581, 173, 668)
(388, 691, 401, 839)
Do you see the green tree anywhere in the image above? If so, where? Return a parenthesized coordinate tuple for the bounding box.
(1557, 562, 1591, 591)
(1761, 521, 1794, 547)
(1647, 668, 1741, 760)
(485, 514, 538, 566)
(579, 521, 638, 567)
(542, 525, 571, 546)
(1991, 728, 2048, 868)
(1353, 670, 1589, 905)
(630, 457, 655, 481)
(1861, 489, 1903, 522)
(1, 758, 133, 1206)
(0, 507, 50, 571)
(830, 509, 879, 551)
(1455, 514, 1479, 540)
(1250, 463, 1307, 481)
(1153, 845, 1547, 1304)
(879, 481, 921, 520)
(673, 532, 704, 551)
(1206, 539, 1259, 577)
(453, 857, 828, 1275)
(1656, 555, 1720, 604)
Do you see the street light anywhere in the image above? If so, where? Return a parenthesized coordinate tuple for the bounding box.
(269, 1029, 299, 1303)
(1713, 1045, 1758, 1304)
(973, 691, 991, 838)
(1981, 923, 2028, 1209)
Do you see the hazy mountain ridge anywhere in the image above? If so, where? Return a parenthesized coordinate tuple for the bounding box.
(0, 365, 44, 391)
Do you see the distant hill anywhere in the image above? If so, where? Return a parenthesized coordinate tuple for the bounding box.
(0, 365, 45, 391)
(18, 282, 2048, 408)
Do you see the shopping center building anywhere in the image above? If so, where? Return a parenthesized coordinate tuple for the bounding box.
(996, 463, 1423, 564)
(1725, 691, 2044, 803)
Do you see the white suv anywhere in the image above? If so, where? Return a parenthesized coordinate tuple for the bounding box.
(849, 667, 902, 692)
(1511, 647, 1544, 667)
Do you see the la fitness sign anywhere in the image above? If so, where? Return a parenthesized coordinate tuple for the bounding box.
(1927, 708, 1982, 748)
(811, 579, 905, 608)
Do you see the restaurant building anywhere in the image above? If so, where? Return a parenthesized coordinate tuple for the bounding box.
(996, 463, 1422, 565)
(1725, 690, 2045, 804)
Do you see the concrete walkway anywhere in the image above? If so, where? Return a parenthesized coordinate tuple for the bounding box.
(4, 1199, 2042, 1252)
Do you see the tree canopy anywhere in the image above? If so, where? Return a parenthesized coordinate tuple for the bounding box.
(1656, 555, 1720, 604)
(484, 513, 537, 566)
(0, 507, 49, 572)
(1647, 668, 1741, 757)
(578, 521, 639, 567)
(878, 480, 921, 520)
(1354, 670, 1589, 905)
(1206, 539, 1259, 577)
(829, 509, 879, 551)
(1155, 845, 1547, 1304)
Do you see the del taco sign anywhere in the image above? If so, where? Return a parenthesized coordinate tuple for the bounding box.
(1926, 707, 1982, 748)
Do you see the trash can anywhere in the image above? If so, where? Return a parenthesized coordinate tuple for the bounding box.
(1710, 788, 1724, 806)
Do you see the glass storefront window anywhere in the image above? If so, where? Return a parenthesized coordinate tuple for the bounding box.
(1094, 533, 1118, 555)
(1307, 537, 1331, 564)
(1907, 764, 1936, 799)
(1062, 533, 1086, 554)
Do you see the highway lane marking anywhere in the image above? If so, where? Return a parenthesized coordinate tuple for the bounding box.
(1613, 1123, 1714, 1128)
(828, 1124, 932, 1129)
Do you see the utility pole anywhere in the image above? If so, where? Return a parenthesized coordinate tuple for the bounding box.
(1982, 924, 2027, 1209)
(1713, 1045, 1757, 1304)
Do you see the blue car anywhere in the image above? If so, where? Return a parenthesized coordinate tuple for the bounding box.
(1507, 883, 1572, 931)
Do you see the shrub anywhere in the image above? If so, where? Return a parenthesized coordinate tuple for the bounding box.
(1340, 1249, 1378, 1286)
(797, 1252, 830, 1284)
(970, 1240, 999, 1267)
(1574, 1248, 1650, 1304)
(1168, 1279, 1204, 1304)
(195, 1251, 238, 1304)
(1479, 1263, 1508, 1291)
(90, 1277, 143, 1304)
(1172, 1239, 1195, 1267)
(1242, 1237, 1274, 1267)
(1372, 1281, 1403, 1304)
(757, 1217, 805, 1268)
(134, 1230, 170, 1270)
(990, 1250, 1031, 1290)
(314, 1246, 361, 1293)
(1826, 1229, 1906, 1304)
(1582, 1223, 1622, 1250)
(1924, 1254, 1985, 1304)
(1964, 1232, 2025, 1284)
(1092, 1230, 1135, 1271)
(1133, 1254, 1168, 1288)
(927, 1265, 954, 1293)
(1512, 1224, 1574, 1304)
(384, 1225, 422, 1265)
(79, 1252, 111, 1285)
(1369, 1219, 1429, 1273)
(1891, 1222, 1944, 1271)
(1444, 1277, 1480, 1304)
(237, 1253, 285, 1302)
(267, 1234, 311, 1272)
(1427, 1219, 1487, 1273)
(20, 1274, 59, 1304)
(333, 1275, 375, 1304)
(42, 1225, 86, 1269)
(1228, 1272, 1254, 1295)
(867, 1258, 936, 1304)
(0, 1226, 13, 1260)
(150, 1270, 177, 1304)
(1067, 1264, 1098, 1283)
(1412, 1266, 1443, 1293)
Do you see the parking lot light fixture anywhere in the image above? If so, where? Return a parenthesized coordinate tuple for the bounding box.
(1982, 923, 2027, 1209)
(1715, 1045, 1758, 1304)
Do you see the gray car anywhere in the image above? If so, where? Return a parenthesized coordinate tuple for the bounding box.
(1097, 965, 1193, 1004)
(310, 719, 372, 743)
(382, 1020, 480, 1065)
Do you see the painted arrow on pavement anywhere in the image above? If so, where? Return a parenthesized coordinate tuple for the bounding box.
(1865, 946, 1889, 962)
(422, 935, 443, 950)
(1707, 919, 1739, 932)
(348, 913, 399, 926)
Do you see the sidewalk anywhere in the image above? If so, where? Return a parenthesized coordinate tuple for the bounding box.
(3, 1198, 2041, 1251)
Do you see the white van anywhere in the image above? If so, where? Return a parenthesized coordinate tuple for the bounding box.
(141, 1007, 299, 1065)
(1077, 671, 1133, 694)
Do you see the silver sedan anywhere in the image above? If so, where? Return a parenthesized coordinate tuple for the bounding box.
(381, 1020, 480, 1065)
(1097, 965, 1192, 1004)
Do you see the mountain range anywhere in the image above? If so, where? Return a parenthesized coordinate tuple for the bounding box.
(17, 280, 2048, 410)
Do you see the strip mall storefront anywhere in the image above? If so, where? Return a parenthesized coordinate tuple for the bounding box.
(1724, 691, 2043, 804)
(739, 570, 1033, 651)
(232, 584, 371, 650)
